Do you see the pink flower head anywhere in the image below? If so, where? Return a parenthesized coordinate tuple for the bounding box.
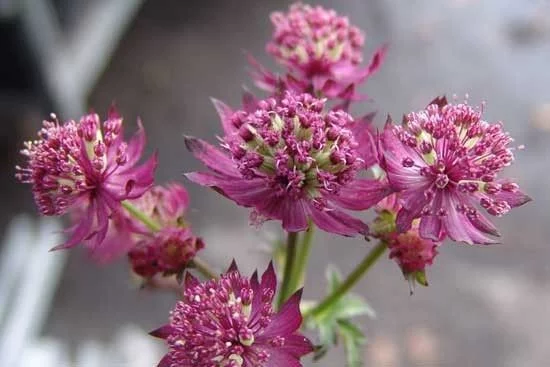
(151, 261, 313, 367)
(15, 108, 157, 251)
(250, 3, 386, 102)
(186, 91, 391, 236)
(125, 183, 204, 277)
(380, 97, 531, 245)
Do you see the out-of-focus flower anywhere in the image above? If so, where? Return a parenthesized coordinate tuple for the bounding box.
(249, 3, 386, 102)
(380, 97, 531, 245)
(125, 183, 204, 277)
(151, 261, 313, 367)
(186, 91, 391, 236)
(15, 108, 157, 251)
(372, 193, 439, 289)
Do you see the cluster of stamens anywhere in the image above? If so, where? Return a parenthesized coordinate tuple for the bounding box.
(15, 113, 125, 216)
(394, 101, 519, 218)
(167, 271, 278, 366)
(267, 3, 364, 67)
(224, 92, 362, 206)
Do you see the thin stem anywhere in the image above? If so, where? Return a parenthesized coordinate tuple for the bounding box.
(121, 200, 161, 232)
(305, 241, 387, 319)
(189, 257, 219, 280)
(288, 224, 315, 295)
(277, 231, 299, 309)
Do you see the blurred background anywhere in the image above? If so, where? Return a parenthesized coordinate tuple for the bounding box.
(1, 0, 549, 366)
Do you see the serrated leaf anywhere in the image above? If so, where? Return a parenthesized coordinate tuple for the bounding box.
(337, 319, 366, 367)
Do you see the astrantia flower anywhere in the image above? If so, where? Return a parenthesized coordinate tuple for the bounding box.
(15, 108, 157, 250)
(380, 97, 531, 245)
(151, 262, 313, 367)
(125, 183, 205, 277)
(372, 193, 439, 289)
(186, 91, 391, 236)
(249, 3, 386, 102)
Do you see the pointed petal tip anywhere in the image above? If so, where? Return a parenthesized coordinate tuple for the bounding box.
(149, 325, 172, 339)
(227, 259, 239, 273)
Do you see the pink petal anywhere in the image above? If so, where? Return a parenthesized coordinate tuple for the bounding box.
(263, 349, 302, 367)
(258, 289, 303, 340)
(121, 120, 147, 169)
(184, 136, 240, 177)
(442, 193, 499, 245)
(280, 334, 314, 358)
(282, 199, 308, 232)
(247, 53, 279, 92)
(51, 199, 96, 250)
(327, 178, 393, 210)
(211, 98, 236, 136)
(308, 205, 368, 236)
(419, 215, 443, 241)
(149, 325, 173, 339)
(156, 355, 172, 367)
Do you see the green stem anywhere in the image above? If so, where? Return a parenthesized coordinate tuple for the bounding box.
(288, 224, 315, 295)
(277, 231, 299, 309)
(189, 257, 219, 280)
(121, 201, 161, 232)
(305, 241, 387, 319)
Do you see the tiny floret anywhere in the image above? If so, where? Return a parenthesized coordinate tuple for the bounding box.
(151, 262, 313, 367)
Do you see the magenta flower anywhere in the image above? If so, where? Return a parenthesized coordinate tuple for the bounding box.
(249, 3, 386, 102)
(125, 183, 205, 277)
(151, 262, 313, 367)
(380, 97, 531, 244)
(15, 108, 157, 251)
(186, 92, 391, 236)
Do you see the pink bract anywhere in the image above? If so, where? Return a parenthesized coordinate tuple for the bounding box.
(151, 261, 313, 367)
(380, 97, 531, 245)
(16, 108, 157, 252)
(185, 91, 391, 236)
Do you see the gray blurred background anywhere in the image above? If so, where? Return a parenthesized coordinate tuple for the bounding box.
(1, 0, 550, 366)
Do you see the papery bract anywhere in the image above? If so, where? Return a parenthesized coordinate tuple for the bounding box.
(250, 2, 386, 102)
(123, 183, 204, 277)
(151, 261, 313, 367)
(15, 108, 157, 252)
(186, 91, 391, 236)
(380, 97, 531, 245)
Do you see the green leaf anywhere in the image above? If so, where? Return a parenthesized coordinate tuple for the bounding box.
(337, 319, 366, 367)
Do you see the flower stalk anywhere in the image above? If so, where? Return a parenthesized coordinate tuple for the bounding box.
(288, 223, 315, 297)
(305, 241, 387, 319)
(277, 231, 299, 308)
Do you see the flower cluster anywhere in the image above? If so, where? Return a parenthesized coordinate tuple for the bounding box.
(16, 108, 157, 251)
(151, 262, 312, 367)
(380, 97, 531, 244)
(126, 184, 204, 278)
(249, 3, 386, 102)
(14, 2, 535, 367)
(186, 91, 390, 236)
